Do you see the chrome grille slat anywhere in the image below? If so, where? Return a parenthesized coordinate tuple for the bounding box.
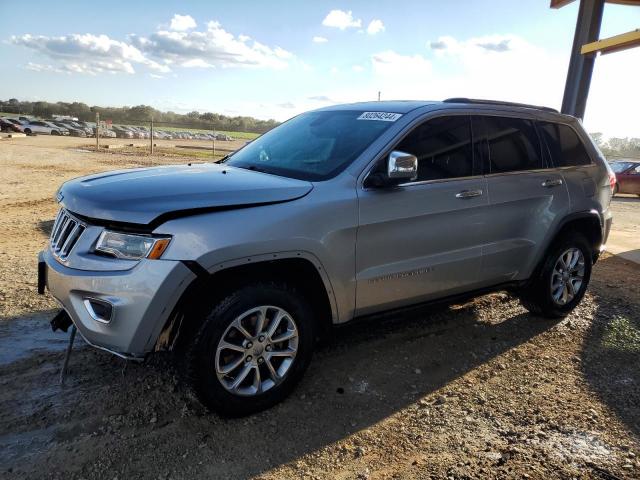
(49, 209, 86, 261)
(51, 214, 69, 247)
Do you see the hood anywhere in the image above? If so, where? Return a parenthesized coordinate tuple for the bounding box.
(59, 163, 313, 226)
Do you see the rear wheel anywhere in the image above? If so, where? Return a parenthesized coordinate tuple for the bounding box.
(520, 232, 592, 318)
(24, 128, 32, 135)
(51, 130, 60, 136)
(184, 282, 315, 417)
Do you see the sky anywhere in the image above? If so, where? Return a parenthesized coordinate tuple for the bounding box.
(1, 0, 639, 137)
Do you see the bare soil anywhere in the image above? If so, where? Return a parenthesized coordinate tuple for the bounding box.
(0, 136, 639, 479)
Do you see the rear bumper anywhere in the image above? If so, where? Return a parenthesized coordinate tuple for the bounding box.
(39, 249, 196, 357)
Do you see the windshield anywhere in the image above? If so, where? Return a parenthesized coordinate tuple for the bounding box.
(610, 161, 636, 173)
(224, 110, 396, 181)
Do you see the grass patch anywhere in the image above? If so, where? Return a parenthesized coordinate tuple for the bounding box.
(602, 315, 640, 353)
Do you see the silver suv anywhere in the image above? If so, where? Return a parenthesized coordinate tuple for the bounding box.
(39, 99, 615, 416)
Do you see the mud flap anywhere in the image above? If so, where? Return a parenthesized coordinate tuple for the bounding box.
(50, 310, 73, 333)
(37, 259, 46, 295)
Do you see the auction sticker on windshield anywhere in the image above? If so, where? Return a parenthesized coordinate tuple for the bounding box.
(357, 112, 403, 122)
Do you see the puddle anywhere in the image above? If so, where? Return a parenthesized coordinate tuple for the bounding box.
(0, 313, 84, 366)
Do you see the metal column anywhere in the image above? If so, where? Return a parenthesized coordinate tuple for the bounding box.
(561, 0, 605, 118)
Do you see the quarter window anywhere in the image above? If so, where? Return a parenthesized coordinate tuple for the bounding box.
(538, 121, 592, 167)
(480, 116, 543, 173)
(395, 116, 475, 181)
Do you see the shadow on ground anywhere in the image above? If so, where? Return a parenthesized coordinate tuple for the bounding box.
(36, 219, 54, 237)
(0, 296, 560, 479)
(582, 254, 640, 438)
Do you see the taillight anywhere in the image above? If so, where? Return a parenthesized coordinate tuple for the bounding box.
(609, 171, 617, 192)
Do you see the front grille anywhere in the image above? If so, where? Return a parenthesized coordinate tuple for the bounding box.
(50, 209, 86, 260)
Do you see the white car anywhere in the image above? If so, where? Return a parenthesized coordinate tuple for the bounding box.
(23, 120, 70, 136)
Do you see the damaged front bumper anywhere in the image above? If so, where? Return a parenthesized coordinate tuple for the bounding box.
(38, 249, 196, 359)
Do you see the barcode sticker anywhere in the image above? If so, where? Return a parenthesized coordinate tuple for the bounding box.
(357, 112, 403, 122)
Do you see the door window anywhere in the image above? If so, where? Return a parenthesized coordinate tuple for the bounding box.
(479, 116, 543, 173)
(538, 121, 592, 167)
(394, 116, 475, 181)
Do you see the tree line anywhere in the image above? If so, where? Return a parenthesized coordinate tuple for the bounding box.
(590, 133, 640, 159)
(0, 98, 280, 133)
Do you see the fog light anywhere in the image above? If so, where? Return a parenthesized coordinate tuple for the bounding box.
(83, 298, 113, 323)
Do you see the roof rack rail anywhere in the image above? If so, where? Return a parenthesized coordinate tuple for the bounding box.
(443, 97, 559, 113)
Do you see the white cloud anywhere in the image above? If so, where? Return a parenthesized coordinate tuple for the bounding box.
(322, 10, 362, 30)
(169, 14, 197, 32)
(366, 19, 385, 35)
(429, 34, 518, 56)
(130, 20, 293, 70)
(25, 62, 65, 73)
(13, 18, 292, 76)
(12, 33, 169, 75)
(371, 50, 431, 77)
(181, 58, 214, 68)
(352, 64, 364, 72)
(312, 36, 328, 44)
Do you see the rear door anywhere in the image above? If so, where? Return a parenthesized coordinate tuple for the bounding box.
(476, 115, 570, 283)
(355, 115, 489, 315)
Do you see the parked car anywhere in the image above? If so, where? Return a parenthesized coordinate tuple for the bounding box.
(50, 121, 86, 137)
(0, 117, 24, 133)
(23, 120, 69, 136)
(610, 160, 640, 196)
(39, 99, 614, 416)
(69, 122, 94, 137)
(112, 126, 134, 139)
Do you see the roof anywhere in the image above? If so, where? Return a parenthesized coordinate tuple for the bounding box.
(318, 98, 560, 115)
(317, 100, 439, 114)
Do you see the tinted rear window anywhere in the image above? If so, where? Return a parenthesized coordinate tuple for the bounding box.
(538, 122, 592, 167)
(478, 116, 543, 173)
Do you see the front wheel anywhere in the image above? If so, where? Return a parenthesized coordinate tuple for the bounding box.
(520, 232, 592, 318)
(184, 282, 315, 417)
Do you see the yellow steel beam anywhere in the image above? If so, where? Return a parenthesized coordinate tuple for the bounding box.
(551, 0, 640, 7)
(581, 28, 640, 54)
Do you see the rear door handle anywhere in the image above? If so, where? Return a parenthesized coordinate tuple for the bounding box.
(455, 189, 483, 199)
(542, 178, 563, 187)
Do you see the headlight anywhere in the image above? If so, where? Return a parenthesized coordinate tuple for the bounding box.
(95, 231, 171, 260)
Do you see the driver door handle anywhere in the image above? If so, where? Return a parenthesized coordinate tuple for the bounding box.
(542, 178, 563, 187)
(455, 189, 483, 199)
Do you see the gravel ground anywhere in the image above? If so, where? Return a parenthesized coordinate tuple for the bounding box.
(0, 137, 639, 479)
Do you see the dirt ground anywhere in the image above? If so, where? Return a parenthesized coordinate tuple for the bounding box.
(0, 136, 639, 479)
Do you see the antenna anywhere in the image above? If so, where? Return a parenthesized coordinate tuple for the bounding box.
(377, 91, 381, 101)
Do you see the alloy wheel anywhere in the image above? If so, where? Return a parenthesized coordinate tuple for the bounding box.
(215, 306, 299, 396)
(550, 247, 585, 305)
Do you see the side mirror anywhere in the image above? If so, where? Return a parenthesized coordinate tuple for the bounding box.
(387, 151, 418, 182)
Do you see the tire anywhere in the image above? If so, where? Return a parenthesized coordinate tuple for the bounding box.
(520, 232, 592, 318)
(24, 128, 32, 135)
(184, 282, 315, 417)
(51, 130, 60, 136)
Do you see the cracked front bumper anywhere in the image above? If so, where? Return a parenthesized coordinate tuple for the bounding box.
(39, 249, 196, 358)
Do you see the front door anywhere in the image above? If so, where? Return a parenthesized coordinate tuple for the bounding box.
(355, 115, 489, 316)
